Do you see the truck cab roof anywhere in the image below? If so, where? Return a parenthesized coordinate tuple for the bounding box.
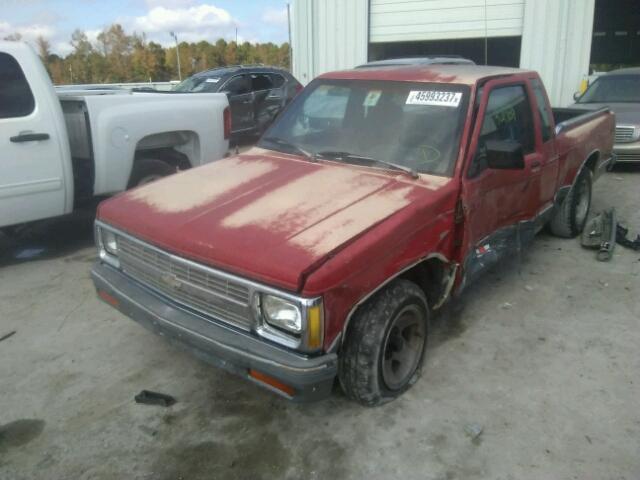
(356, 56, 475, 68)
(319, 64, 534, 86)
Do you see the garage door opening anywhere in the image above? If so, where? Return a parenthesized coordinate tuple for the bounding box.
(590, 0, 640, 70)
(368, 36, 522, 67)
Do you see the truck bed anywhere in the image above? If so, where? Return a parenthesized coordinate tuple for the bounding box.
(552, 107, 611, 134)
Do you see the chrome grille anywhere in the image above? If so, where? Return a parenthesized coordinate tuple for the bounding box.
(615, 126, 636, 143)
(117, 235, 253, 330)
(615, 153, 640, 163)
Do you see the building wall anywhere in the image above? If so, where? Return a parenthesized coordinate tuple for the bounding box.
(292, 0, 596, 105)
(520, 0, 595, 106)
(370, 0, 525, 43)
(291, 0, 369, 84)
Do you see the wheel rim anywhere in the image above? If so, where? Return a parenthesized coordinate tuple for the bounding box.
(381, 305, 426, 391)
(575, 175, 590, 227)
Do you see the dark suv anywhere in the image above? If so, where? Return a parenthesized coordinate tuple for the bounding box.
(174, 65, 303, 140)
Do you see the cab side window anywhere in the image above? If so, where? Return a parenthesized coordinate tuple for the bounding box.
(224, 75, 251, 95)
(250, 74, 273, 92)
(0, 52, 35, 119)
(531, 78, 553, 142)
(270, 74, 285, 88)
(468, 85, 535, 177)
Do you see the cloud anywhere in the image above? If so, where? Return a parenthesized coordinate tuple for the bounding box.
(126, 4, 238, 44)
(261, 7, 288, 27)
(0, 20, 57, 47)
(53, 41, 74, 56)
(145, 0, 196, 7)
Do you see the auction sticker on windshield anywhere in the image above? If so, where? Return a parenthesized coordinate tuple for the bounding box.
(406, 91, 462, 107)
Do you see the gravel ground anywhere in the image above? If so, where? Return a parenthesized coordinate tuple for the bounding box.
(1, 166, 639, 480)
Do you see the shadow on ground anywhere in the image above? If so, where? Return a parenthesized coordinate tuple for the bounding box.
(0, 201, 99, 267)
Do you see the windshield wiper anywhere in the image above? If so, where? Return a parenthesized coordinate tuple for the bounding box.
(261, 136, 315, 162)
(315, 151, 419, 179)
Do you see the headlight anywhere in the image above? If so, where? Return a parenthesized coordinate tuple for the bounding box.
(96, 225, 120, 268)
(261, 294, 302, 334)
(102, 229, 118, 255)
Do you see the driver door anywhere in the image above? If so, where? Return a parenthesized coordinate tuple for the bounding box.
(0, 49, 68, 228)
(459, 78, 543, 286)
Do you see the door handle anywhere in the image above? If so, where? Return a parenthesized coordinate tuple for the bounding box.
(10, 133, 50, 143)
(530, 160, 541, 172)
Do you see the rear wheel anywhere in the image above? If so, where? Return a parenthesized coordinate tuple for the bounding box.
(127, 159, 175, 188)
(338, 279, 429, 406)
(549, 168, 592, 238)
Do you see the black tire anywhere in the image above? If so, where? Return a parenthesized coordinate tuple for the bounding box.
(338, 279, 429, 406)
(549, 168, 592, 238)
(127, 158, 175, 188)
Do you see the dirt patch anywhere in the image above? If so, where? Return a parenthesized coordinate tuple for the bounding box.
(154, 431, 289, 480)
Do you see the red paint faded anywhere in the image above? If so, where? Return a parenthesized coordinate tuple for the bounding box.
(97, 67, 615, 351)
(98, 148, 448, 292)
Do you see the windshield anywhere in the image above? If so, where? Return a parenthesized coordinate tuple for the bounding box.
(578, 74, 640, 103)
(259, 79, 470, 176)
(173, 75, 222, 93)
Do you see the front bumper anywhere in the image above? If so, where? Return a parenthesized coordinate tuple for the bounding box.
(91, 262, 337, 402)
(613, 142, 640, 163)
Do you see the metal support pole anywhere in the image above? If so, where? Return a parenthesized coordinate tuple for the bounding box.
(170, 31, 182, 81)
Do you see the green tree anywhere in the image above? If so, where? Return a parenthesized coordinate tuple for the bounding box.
(44, 24, 291, 85)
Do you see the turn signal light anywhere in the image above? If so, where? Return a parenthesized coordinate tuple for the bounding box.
(249, 369, 295, 397)
(306, 305, 323, 350)
(97, 289, 119, 308)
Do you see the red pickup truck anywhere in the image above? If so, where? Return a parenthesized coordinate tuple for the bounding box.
(92, 65, 614, 405)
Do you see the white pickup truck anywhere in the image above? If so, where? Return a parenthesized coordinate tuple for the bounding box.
(0, 42, 230, 231)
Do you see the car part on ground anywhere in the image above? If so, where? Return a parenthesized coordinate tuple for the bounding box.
(582, 208, 617, 261)
(134, 390, 176, 407)
(617, 223, 640, 251)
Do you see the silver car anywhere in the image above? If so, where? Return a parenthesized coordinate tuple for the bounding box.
(573, 68, 640, 164)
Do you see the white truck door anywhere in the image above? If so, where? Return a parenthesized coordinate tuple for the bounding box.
(0, 44, 71, 228)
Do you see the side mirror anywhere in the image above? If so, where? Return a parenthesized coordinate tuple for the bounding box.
(573, 91, 582, 101)
(486, 140, 525, 170)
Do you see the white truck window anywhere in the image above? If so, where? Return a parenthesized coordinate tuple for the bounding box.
(0, 52, 35, 119)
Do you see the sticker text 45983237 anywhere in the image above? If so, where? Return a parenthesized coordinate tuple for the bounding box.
(406, 90, 463, 108)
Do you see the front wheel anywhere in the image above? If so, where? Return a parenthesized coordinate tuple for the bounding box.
(549, 168, 592, 238)
(338, 279, 429, 406)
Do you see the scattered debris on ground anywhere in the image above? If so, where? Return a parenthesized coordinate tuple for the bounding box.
(0, 331, 16, 343)
(464, 423, 484, 444)
(134, 390, 177, 407)
(617, 224, 640, 251)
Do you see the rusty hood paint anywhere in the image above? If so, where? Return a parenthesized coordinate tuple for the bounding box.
(97, 148, 452, 291)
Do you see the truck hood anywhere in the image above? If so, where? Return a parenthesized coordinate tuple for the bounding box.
(98, 148, 451, 291)
(572, 102, 640, 125)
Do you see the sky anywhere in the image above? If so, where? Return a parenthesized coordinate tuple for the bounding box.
(0, 0, 290, 55)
